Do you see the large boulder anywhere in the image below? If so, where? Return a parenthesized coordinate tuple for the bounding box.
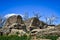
(3, 15, 26, 31)
(8, 29, 26, 36)
(0, 28, 11, 35)
(55, 24, 60, 31)
(3, 15, 25, 28)
(30, 26, 60, 36)
(24, 17, 47, 31)
(1, 15, 26, 35)
(57, 37, 60, 40)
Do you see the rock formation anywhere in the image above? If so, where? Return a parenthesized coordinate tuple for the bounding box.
(24, 17, 47, 31)
(9, 29, 26, 36)
(1, 15, 26, 35)
(4, 15, 24, 28)
(30, 26, 60, 36)
(0, 14, 59, 37)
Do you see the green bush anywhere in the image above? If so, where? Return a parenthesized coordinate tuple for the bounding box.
(0, 34, 59, 40)
(0, 35, 31, 40)
(36, 35, 60, 40)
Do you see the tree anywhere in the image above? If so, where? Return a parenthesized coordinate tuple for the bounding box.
(44, 14, 59, 25)
(44, 16, 49, 24)
(23, 12, 29, 20)
(0, 16, 5, 28)
(33, 12, 42, 19)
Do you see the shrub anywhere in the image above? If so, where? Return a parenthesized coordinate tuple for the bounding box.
(36, 35, 60, 40)
(0, 35, 31, 40)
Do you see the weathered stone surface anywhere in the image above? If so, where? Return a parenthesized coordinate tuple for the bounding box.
(3, 15, 26, 31)
(24, 17, 47, 31)
(55, 25, 60, 31)
(0, 28, 11, 35)
(31, 38, 51, 40)
(57, 37, 60, 40)
(30, 26, 60, 36)
(1, 15, 60, 37)
(9, 29, 26, 36)
(1, 15, 26, 35)
(31, 36, 51, 40)
(3, 15, 25, 28)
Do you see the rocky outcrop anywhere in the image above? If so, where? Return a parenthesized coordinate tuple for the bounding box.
(30, 26, 60, 36)
(57, 37, 60, 40)
(0, 28, 11, 35)
(24, 17, 47, 31)
(0, 14, 59, 37)
(3, 15, 25, 28)
(0, 15, 27, 35)
(3, 15, 26, 31)
(9, 29, 26, 36)
(39, 39, 51, 40)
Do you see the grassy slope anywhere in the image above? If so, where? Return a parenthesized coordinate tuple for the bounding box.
(0, 35, 60, 40)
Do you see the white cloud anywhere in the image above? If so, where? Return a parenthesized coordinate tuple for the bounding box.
(4, 13, 24, 18)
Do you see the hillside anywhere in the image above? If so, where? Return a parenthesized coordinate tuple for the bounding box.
(0, 15, 60, 40)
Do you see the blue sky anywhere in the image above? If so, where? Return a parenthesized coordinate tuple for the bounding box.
(0, 0, 60, 25)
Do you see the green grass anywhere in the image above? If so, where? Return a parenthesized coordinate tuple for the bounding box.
(0, 35, 60, 40)
(43, 35, 59, 40)
(0, 35, 31, 40)
(36, 35, 60, 40)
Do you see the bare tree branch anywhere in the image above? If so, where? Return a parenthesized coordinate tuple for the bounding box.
(44, 14, 59, 25)
(23, 12, 29, 20)
(33, 12, 42, 19)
